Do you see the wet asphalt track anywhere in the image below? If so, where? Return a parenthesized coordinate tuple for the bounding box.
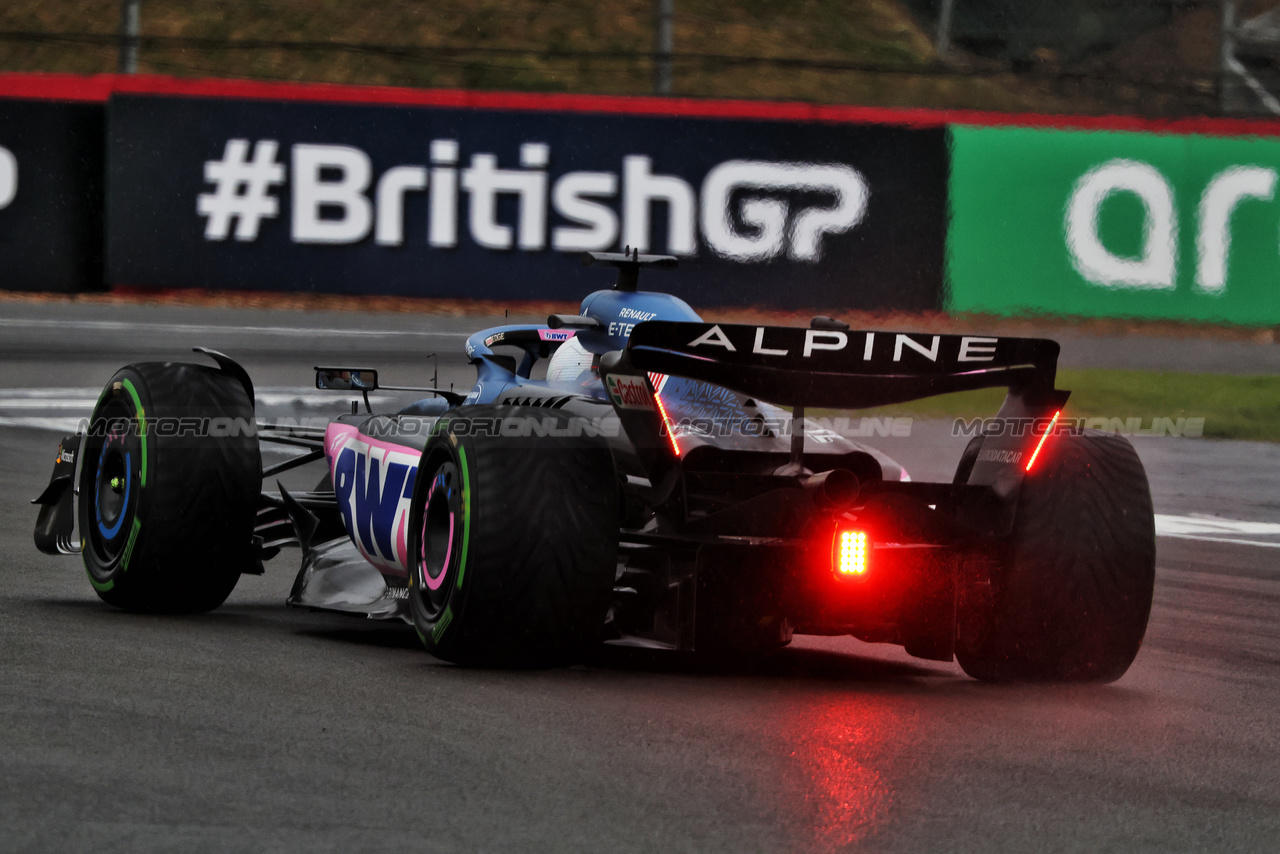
(2, 301, 1279, 852)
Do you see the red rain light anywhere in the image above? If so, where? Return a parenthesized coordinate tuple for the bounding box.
(1024, 410, 1061, 472)
(835, 530, 868, 576)
(650, 381, 681, 457)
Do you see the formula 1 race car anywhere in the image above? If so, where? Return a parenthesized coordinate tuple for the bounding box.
(34, 253, 1156, 682)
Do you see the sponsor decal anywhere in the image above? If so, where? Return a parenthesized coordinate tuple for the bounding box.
(683, 324, 999, 364)
(606, 374, 655, 410)
(197, 139, 283, 241)
(195, 138, 870, 265)
(977, 449, 1023, 465)
(949, 125, 1280, 324)
(109, 96, 947, 308)
(606, 321, 643, 338)
(0, 145, 15, 210)
(538, 329, 575, 342)
(326, 426, 419, 574)
(484, 332, 505, 347)
(326, 427, 348, 458)
(701, 160, 868, 262)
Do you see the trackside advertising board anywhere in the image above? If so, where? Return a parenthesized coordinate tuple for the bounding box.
(8, 71, 1280, 323)
(0, 98, 104, 292)
(105, 94, 948, 309)
(948, 125, 1280, 325)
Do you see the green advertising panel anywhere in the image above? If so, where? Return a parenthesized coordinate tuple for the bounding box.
(948, 125, 1280, 325)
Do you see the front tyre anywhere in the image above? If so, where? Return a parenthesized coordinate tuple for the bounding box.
(79, 361, 261, 613)
(408, 405, 619, 666)
(956, 431, 1156, 683)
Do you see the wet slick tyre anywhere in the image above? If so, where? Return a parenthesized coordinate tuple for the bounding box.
(408, 405, 619, 666)
(956, 431, 1156, 683)
(79, 361, 261, 613)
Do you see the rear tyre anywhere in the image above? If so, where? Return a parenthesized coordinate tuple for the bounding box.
(955, 431, 1156, 683)
(408, 405, 619, 666)
(79, 361, 261, 613)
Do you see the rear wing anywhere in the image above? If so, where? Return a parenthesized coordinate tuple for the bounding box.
(625, 322, 1061, 409)
(601, 322, 1070, 501)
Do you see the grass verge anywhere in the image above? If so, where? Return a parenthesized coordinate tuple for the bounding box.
(839, 369, 1280, 443)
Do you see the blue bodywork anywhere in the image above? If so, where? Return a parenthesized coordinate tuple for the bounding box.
(291, 262, 905, 624)
(458, 288, 701, 405)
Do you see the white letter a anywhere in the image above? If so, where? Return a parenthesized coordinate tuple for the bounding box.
(687, 324, 736, 351)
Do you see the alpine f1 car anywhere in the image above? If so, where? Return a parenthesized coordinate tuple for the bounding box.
(34, 252, 1156, 682)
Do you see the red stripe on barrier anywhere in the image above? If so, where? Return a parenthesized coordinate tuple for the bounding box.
(4, 71, 1280, 138)
(0, 73, 116, 102)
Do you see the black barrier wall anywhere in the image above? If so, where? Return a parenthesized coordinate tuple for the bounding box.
(0, 99, 104, 292)
(106, 94, 947, 309)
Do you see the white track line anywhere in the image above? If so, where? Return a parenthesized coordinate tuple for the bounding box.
(0, 416, 85, 432)
(0, 386, 404, 433)
(0, 388, 101, 398)
(1156, 515, 1280, 537)
(0, 317, 469, 338)
(1159, 536, 1280, 549)
(254, 391, 399, 407)
(1154, 514, 1280, 549)
(0, 387, 397, 410)
(0, 399, 100, 409)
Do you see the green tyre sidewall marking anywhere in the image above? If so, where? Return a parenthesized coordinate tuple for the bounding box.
(120, 377, 147, 487)
(455, 445, 471, 592)
(81, 360, 259, 614)
(84, 373, 147, 591)
(409, 403, 620, 666)
(120, 517, 142, 572)
(432, 604, 454, 645)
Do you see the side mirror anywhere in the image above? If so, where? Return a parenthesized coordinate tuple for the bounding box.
(547, 314, 604, 330)
(315, 367, 379, 391)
